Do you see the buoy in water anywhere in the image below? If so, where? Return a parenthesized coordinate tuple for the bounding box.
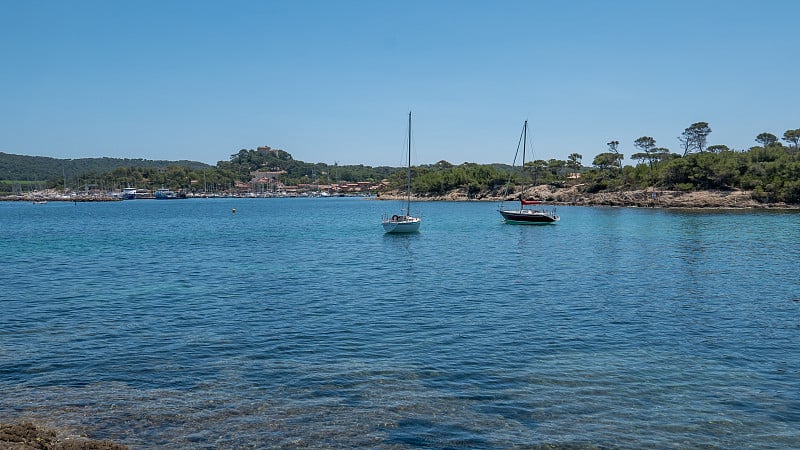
(232, 208, 236, 214)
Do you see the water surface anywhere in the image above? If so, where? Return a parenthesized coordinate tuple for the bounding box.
(1, 199, 799, 448)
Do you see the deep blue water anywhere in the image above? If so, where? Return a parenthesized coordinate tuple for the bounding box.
(1, 198, 799, 448)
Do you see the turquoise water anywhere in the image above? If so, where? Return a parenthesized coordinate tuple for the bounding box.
(1, 198, 799, 448)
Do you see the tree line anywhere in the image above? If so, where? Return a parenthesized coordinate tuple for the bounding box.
(2, 124, 799, 204)
(390, 123, 798, 203)
(582, 124, 800, 203)
(0, 147, 396, 194)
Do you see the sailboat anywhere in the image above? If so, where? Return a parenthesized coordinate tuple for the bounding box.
(498, 120, 560, 224)
(382, 111, 422, 233)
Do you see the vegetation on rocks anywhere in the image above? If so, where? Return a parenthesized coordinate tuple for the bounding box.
(392, 123, 800, 205)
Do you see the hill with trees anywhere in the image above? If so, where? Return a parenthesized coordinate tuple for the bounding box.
(578, 124, 800, 204)
(0, 147, 397, 194)
(2, 123, 799, 205)
(0, 152, 210, 180)
(0, 152, 210, 192)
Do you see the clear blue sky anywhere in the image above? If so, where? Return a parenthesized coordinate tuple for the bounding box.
(2, 0, 798, 167)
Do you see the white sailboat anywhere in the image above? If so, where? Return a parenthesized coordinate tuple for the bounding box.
(498, 120, 560, 224)
(382, 111, 422, 233)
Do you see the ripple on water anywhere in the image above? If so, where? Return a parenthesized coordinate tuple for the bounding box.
(1, 200, 799, 448)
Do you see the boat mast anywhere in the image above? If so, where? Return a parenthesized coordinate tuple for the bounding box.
(522, 120, 527, 166)
(522, 120, 527, 203)
(406, 111, 412, 216)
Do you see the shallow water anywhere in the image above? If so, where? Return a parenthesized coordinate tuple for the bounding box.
(2, 198, 799, 448)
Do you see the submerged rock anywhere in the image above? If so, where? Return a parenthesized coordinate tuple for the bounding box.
(0, 422, 128, 450)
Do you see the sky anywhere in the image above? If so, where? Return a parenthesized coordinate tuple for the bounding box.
(2, 0, 798, 167)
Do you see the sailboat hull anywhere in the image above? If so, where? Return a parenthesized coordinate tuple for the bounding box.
(382, 217, 421, 233)
(499, 209, 559, 224)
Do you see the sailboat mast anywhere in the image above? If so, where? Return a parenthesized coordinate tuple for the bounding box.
(406, 111, 412, 216)
(522, 120, 527, 166)
(522, 120, 527, 200)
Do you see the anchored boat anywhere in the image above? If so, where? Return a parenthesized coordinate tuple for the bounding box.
(382, 112, 422, 233)
(498, 120, 560, 224)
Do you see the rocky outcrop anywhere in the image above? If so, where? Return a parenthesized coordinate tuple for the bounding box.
(379, 186, 796, 209)
(0, 422, 127, 450)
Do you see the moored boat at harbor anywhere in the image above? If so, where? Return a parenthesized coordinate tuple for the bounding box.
(122, 187, 137, 199)
(154, 188, 186, 199)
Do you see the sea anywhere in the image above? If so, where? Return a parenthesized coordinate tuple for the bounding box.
(1, 198, 799, 449)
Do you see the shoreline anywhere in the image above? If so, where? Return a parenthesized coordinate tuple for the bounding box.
(378, 186, 800, 210)
(3, 187, 797, 209)
(0, 195, 122, 202)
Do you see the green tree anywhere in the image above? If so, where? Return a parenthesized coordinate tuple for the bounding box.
(567, 153, 583, 179)
(525, 160, 547, 184)
(756, 132, 778, 147)
(607, 140, 622, 171)
(679, 122, 712, 156)
(707, 144, 730, 153)
(782, 129, 800, 151)
(547, 159, 567, 180)
(652, 148, 672, 164)
(593, 152, 623, 174)
(633, 136, 656, 161)
(435, 160, 453, 169)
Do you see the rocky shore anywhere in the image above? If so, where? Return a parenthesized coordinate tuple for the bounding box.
(0, 422, 127, 449)
(380, 186, 799, 209)
(0, 194, 121, 202)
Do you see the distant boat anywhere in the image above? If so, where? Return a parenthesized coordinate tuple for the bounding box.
(122, 187, 137, 200)
(382, 111, 422, 233)
(498, 120, 560, 224)
(154, 188, 185, 199)
(135, 190, 155, 199)
(32, 200, 47, 205)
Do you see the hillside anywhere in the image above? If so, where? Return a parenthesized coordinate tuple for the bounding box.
(3, 143, 799, 206)
(0, 152, 210, 181)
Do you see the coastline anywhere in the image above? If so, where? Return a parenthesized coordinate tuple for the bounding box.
(378, 186, 800, 209)
(3, 186, 797, 209)
(0, 194, 122, 202)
